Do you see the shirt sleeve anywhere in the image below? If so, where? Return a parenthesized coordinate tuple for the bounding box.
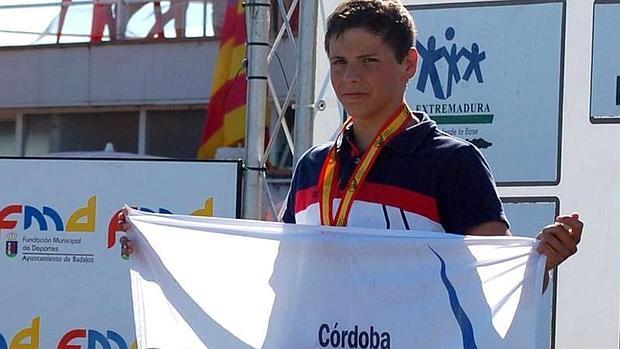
(436, 144, 508, 234)
(281, 178, 297, 224)
(281, 160, 302, 224)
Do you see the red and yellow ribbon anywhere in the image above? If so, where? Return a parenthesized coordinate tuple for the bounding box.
(319, 104, 413, 226)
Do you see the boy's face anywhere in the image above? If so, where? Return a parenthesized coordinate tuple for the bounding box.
(328, 27, 417, 124)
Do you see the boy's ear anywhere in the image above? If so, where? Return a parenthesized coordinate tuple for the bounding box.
(403, 47, 419, 80)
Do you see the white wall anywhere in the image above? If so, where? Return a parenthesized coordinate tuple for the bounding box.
(0, 39, 296, 109)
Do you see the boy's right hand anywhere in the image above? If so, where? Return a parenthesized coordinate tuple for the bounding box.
(118, 208, 135, 258)
(117, 208, 129, 232)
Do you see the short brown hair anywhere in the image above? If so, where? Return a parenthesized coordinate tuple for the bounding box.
(325, 0, 417, 63)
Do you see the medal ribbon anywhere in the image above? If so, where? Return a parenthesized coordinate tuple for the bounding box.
(319, 105, 412, 226)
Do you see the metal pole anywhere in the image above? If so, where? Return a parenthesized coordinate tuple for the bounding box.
(115, 0, 125, 40)
(15, 114, 24, 156)
(138, 109, 147, 155)
(293, 0, 318, 165)
(243, 0, 271, 219)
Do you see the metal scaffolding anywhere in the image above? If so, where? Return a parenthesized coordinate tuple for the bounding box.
(242, 0, 318, 220)
(243, 0, 271, 220)
(293, 0, 318, 165)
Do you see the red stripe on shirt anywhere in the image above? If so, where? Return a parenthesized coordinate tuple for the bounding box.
(295, 185, 321, 215)
(295, 182, 440, 223)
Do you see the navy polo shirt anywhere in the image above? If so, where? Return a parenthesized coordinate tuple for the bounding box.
(283, 112, 508, 234)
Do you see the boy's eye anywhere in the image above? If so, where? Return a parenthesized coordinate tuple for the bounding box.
(363, 57, 377, 63)
(331, 59, 345, 65)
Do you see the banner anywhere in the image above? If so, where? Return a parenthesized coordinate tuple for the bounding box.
(0, 158, 240, 349)
(407, 1, 564, 185)
(127, 209, 546, 349)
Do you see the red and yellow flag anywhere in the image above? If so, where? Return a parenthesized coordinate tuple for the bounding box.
(198, 0, 247, 159)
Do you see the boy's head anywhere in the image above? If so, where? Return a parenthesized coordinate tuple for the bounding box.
(325, 0, 416, 63)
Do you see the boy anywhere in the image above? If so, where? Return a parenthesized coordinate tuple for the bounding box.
(281, 0, 582, 274)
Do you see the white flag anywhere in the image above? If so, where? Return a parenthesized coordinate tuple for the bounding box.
(126, 208, 546, 349)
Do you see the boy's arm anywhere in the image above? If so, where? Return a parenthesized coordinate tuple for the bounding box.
(466, 221, 510, 236)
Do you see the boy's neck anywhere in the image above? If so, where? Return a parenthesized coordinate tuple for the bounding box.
(351, 104, 419, 152)
(352, 119, 384, 152)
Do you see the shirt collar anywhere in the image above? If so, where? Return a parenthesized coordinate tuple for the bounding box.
(337, 110, 436, 156)
(386, 111, 436, 154)
(341, 123, 363, 157)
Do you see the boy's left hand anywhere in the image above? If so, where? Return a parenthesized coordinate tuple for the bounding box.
(537, 213, 583, 271)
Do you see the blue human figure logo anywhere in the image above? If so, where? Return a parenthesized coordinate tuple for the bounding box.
(444, 27, 463, 98)
(415, 27, 486, 100)
(416, 35, 449, 99)
(461, 43, 486, 83)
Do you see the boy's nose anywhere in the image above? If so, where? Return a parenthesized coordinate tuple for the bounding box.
(343, 63, 362, 82)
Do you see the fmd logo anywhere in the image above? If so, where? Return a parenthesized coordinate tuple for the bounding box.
(0, 317, 137, 349)
(107, 198, 215, 260)
(0, 196, 96, 233)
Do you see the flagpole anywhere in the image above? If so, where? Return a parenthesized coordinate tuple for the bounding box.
(243, 0, 271, 219)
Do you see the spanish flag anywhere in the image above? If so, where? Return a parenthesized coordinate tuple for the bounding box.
(198, 0, 247, 159)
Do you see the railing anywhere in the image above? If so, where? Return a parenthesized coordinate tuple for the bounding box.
(0, 0, 220, 47)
